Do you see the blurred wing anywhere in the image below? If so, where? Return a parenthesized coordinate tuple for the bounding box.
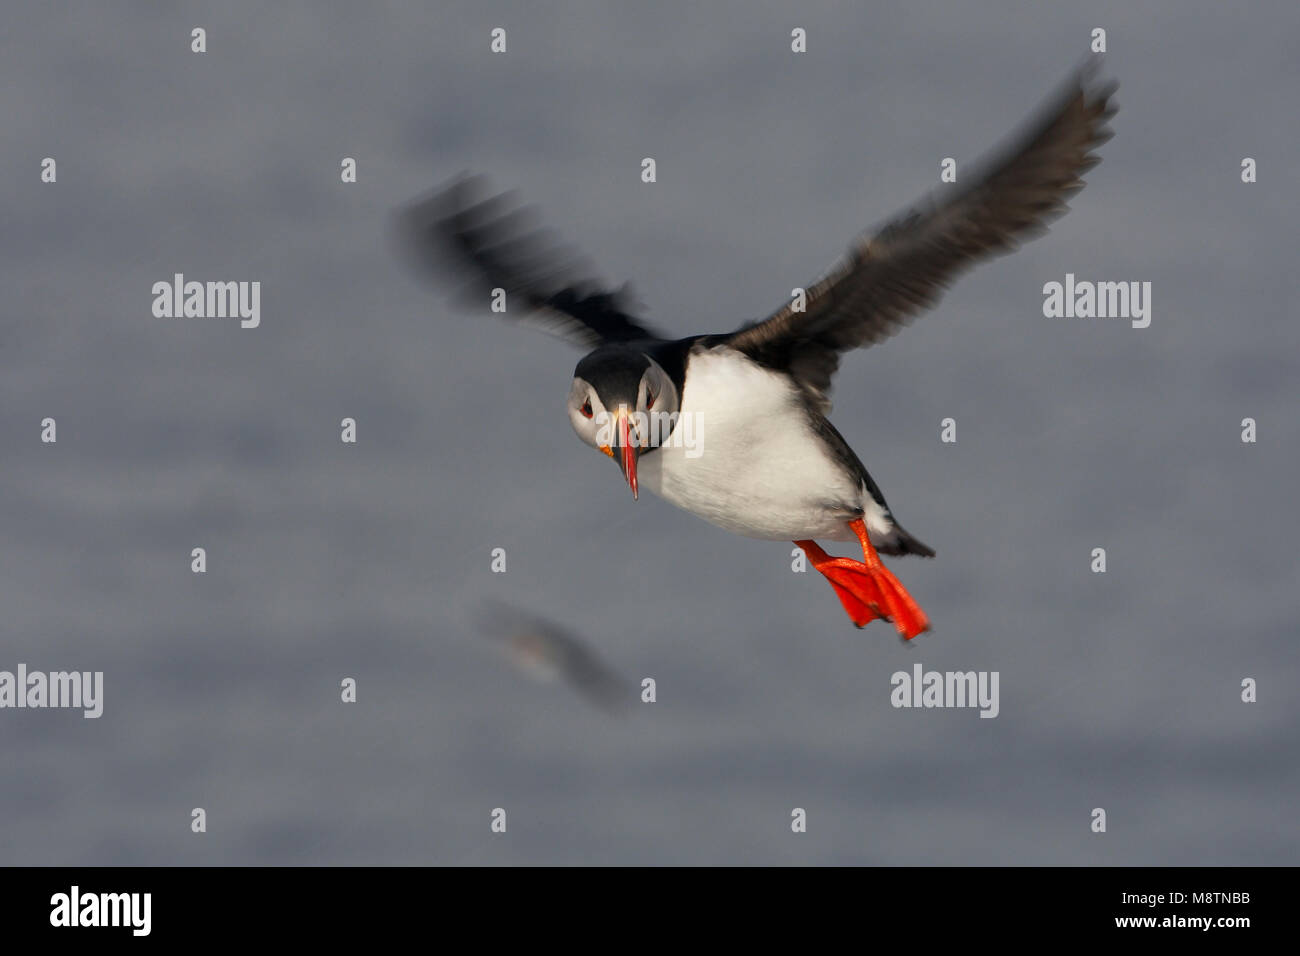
(725, 65, 1117, 412)
(478, 602, 631, 714)
(398, 175, 665, 348)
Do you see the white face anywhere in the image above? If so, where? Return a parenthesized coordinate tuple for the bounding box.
(567, 376, 610, 451)
(566, 360, 680, 453)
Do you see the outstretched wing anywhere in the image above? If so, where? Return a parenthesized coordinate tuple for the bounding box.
(725, 65, 1117, 412)
(398, 174, 665, 348)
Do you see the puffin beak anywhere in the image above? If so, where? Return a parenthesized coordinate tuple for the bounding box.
(616, 406, 640, 500)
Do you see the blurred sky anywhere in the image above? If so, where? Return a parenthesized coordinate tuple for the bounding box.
(0, 1, 1296, 864)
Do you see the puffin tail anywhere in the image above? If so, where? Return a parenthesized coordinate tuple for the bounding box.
(877, 522, 936, 558)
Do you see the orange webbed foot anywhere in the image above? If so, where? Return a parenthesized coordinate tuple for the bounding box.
(796, 522, 931, 639)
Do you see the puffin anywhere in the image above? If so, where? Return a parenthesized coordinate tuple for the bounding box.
(479, 601, 631, 713)
(400, 65, 1116, 639)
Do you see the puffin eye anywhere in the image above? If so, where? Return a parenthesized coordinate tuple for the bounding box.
(580, 400, 593, 419)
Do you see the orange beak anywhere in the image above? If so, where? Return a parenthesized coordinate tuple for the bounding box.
(597, 408, 641, 499)
(617, 407, 638, 500)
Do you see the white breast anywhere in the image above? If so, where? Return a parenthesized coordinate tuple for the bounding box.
(637, 347, 881, 542)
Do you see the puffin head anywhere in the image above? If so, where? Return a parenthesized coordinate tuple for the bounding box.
(567, 346, 680, 499)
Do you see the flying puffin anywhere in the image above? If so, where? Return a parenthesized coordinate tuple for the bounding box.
(400, 66, 1116, 640)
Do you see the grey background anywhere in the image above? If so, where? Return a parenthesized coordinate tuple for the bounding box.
(2, 1, 1296, 865)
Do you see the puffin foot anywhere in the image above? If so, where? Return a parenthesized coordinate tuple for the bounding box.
(796, 523, 931, 639)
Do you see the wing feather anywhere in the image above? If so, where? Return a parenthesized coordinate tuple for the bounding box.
(726, 65, 1117, 411)
(398, 175, 664, 348)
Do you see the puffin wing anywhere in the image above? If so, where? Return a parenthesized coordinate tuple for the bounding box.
(724, 65, 1117, 412)
(398, 174, 665, 348)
